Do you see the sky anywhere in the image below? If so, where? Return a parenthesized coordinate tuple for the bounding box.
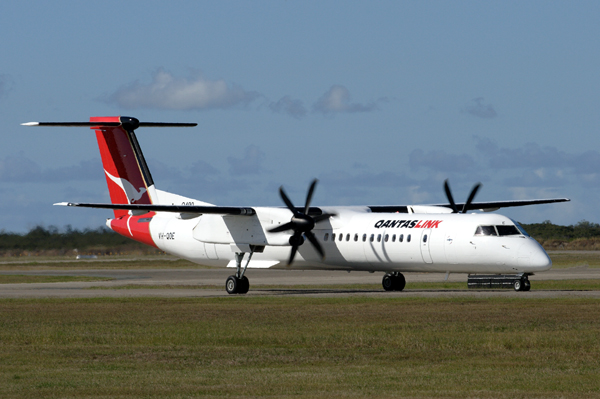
(1, 1, 599, 232)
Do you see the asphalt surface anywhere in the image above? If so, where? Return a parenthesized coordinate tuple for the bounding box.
(1, 266, 599, 299)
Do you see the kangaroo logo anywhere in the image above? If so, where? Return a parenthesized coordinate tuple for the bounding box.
(105, 170, 147, 203)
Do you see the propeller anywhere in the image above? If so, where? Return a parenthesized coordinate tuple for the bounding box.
(268, 179, 334, 265)
(444, 179, 482, 214)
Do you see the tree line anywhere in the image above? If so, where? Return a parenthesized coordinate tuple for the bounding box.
(0, 225, 159, 256)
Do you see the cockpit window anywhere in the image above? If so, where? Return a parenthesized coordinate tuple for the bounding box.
(511, 220, 530, 237)
(496, 225, 521, 236)
(475, 225, 497, 236)
(475, 224, 524, 237)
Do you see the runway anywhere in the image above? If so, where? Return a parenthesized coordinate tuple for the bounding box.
(1, 266, 599, 299)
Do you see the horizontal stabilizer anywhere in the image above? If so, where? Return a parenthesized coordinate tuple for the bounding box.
(22, 117, 196, 130)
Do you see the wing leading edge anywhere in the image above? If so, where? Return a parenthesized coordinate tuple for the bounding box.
(368, 197, 570, 213)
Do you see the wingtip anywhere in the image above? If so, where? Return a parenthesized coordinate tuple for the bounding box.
(53, 202, 73, 206)
(21, 122, 39, 126)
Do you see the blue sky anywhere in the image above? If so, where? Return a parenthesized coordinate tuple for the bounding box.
(1, 1, 599, 232)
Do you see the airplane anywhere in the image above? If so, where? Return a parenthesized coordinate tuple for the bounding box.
(23, 116, 570, 294)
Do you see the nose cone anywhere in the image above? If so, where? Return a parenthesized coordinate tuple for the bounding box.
(519, 239, 552, 271)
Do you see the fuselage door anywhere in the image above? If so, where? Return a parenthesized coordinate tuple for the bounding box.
(420, 229, 433, 264)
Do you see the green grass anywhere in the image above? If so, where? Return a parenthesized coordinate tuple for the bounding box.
(547, 251, 600, 268)
(0, 297, 598, 398)
(0, 275, 114, 284)
(0, 257, 208, 270)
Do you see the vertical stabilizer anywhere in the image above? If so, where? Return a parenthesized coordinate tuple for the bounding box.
(92, 116, 157, 218)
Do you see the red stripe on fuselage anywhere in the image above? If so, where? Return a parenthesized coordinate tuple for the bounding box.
(109, 213, 157, 248)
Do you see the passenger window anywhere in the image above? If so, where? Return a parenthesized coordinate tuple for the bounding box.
(324, 233, 329, 242)
(407, 234, 411, 243)
(354, 234, 359, 242)
(363, 234, 367, 242)
(392, 234, 396, 242)
(423, 234, 428, 243)
(346, 234, 350, 241)
(475, 226, 498, 236)
(399, 234, 404, 243)
(384, 234, 389, 242)
(370, 234, 374, 242)
(332, 233, 336, 241)
(339, 234, 343, 242)
(377, 234, 382, 242)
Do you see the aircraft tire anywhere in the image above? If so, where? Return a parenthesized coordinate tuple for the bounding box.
(382, 274, 395, 291)
(239, 276, 250, 294)
(513, 279, 522, 292)
(394, 273, 406, 291)
(523, 279, 531, 291)
(226, 275, 239, 294)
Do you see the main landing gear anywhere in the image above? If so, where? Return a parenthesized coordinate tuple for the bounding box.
(382, 272, 406, 291)
(226, 249, 260, 295)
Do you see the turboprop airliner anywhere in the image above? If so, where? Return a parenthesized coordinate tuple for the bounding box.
(23, 116, 570, 294)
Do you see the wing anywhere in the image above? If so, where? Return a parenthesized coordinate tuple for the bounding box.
(54, 202, 327, 217)
(368, 198, 570, 213)
(55, 202, 256, 215)
(57, 197, 570, 216)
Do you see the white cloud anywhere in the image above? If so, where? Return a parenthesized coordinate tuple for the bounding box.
(107, 69, 259, 110)
(227, 145, 266, 175)
(269, 95, 307, 118)
(0, 154, 101, 183)
(462, 97, 497, 119)
(409, 149, 476, 173)
(312, 85, 385, 115)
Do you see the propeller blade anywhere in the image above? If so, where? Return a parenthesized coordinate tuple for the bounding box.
(268, 222, 296, 233)
(444, 179, 459, 213)
(279, 187, 300, 217)
(304, 179, 318, 215)
(461, 183, 482, 214)
(288, 245, 298, 266)
(305, 231, 325, 259)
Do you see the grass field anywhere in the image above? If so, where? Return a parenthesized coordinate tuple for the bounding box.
(547, 251, 600, 269)
(0, 297, 599, 398)
(0, 275, 114, 284)
(0, 257, 201, 270)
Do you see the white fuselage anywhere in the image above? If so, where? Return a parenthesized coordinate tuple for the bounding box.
(141, 207, 552, 275)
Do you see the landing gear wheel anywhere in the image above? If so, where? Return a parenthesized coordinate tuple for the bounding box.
(382, 273, 406, 292)
(382, 274, 394, 291)
(226, 275, 249, 295)
(239, 276, 250, 294)
(513, 279, 522, 292)
(523, 279, 531, 292)
(394, 273, 406, 291)
(226, 275, 239, 294)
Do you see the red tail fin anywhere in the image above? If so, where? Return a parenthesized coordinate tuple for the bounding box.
(92, 116, 155, 218)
